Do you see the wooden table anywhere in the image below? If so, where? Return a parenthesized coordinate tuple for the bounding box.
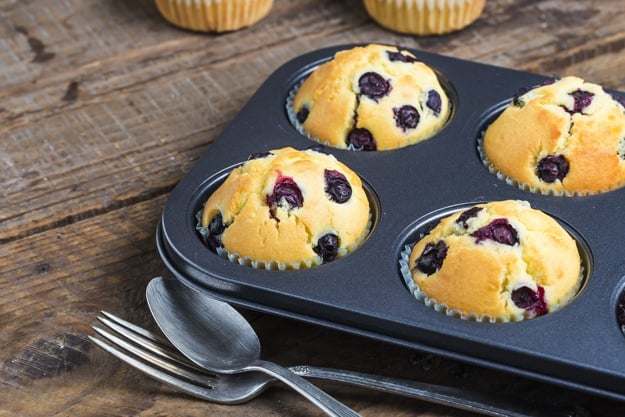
(3, 0, 625, 415)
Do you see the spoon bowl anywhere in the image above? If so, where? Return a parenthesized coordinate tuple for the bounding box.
(146, 276, 259, 371)
(146, 276, 361, 417)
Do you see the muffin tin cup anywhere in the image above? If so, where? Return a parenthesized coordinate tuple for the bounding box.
(157, 44, 625, 401)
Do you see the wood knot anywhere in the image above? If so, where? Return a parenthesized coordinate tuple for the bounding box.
(15, 25, 55, 63)
(34, 262, 52, 274)
(62, 81, 80, 102)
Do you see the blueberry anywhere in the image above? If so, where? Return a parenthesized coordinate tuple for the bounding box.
(456, 207, 483, 229)
(471, 218, 519, 246)
(567, 89, 594, 114)
(415, 240, 448, 275)
(511, 286, 548, 318)
(393, 105, 420, 131)
(512, 87, 530, 107)
(386, 50, 419, 63)
(324, 169, 352, 203)
(314, 233, 340, 262)
(207, 213, 225, 235)
(426, 90, 442, 115)
(346, 128, 377, 151)
(266, 176, 303, 211)
(358, 72, 390, 100)
(537, 154, 569, 183)
(205, 212, 226, 251)
(297, 105, 309, 123)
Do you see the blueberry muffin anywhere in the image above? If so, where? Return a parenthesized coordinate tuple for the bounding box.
(291, 44, 450, 151)
(199, 147, 370, 269)
(482, 76, 625, 195)
(155, 0, 273, 32)
(363, 0, 486, 36)
(404, 200, 582, 321)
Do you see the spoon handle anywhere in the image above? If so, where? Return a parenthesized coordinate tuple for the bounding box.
(250, 359, 361, 417)
(288, 366, 577, 417)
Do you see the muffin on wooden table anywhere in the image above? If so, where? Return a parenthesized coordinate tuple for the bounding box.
(155, 0, 273, 32)
(363, 0, 486, 35)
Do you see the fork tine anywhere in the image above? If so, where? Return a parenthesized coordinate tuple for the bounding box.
(96, 311, 200, 370)
(100, 310, 170, 345)
(88, 334, 225, 402)
(92, 325, 211, 386)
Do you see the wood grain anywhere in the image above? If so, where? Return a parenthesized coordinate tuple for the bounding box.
(3, 0, 625, 415)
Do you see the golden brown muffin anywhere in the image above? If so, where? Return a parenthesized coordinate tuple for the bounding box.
(363, 0, 486, 36)
(483, 76, 625, 195)
(155, 0, 273, 32)
(199, 147, 370, 269)
(405, 200, 581, 321)
(291, 44, 450, 151)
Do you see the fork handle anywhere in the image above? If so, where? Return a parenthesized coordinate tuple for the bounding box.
(289, 366, 578, 417)
(249, 360, 361, 417)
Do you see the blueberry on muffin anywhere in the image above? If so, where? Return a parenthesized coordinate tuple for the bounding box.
(405, 200, 582, 320)
(483, 76, 625, 195)
(198, 147, 370, 268)
(292, 44, 450, 151)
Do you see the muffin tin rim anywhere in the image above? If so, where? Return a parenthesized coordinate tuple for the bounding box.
(158, 43, 625, 401)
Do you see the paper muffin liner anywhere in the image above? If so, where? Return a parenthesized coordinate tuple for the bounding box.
(196, 210, 373, 271)
(476, 131, 590, 197)
(363, 0, 486, 36)
(155, 0, 273, 32)
(399, 243, 584, 323)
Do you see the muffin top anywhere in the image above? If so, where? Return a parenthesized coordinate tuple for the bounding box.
(199, 147, 370, 268)
(292, 44, 450, 151)
(483, 76, 625, 195)
(407, 200, 581, 320)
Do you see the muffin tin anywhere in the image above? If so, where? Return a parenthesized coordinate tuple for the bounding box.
(157, 44, 625, 401)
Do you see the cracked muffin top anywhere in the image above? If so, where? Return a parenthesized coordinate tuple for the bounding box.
(199, 147, 370, 268)
(292, 44, 451, 151)
(483, 76, 625, 195)
(406, 200, 582, 321)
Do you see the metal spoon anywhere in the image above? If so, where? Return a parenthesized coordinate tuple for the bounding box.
(146, 276, 361, 417)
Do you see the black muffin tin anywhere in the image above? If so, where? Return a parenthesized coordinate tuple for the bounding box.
(157, 45, 625, 401)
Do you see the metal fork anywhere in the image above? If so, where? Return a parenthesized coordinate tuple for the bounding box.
(89, 311, 581, 417)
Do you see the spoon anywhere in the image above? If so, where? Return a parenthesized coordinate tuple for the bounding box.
(146, 276, 361, 417)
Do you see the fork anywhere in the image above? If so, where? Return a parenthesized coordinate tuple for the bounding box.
(89, 311, 581, 417)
